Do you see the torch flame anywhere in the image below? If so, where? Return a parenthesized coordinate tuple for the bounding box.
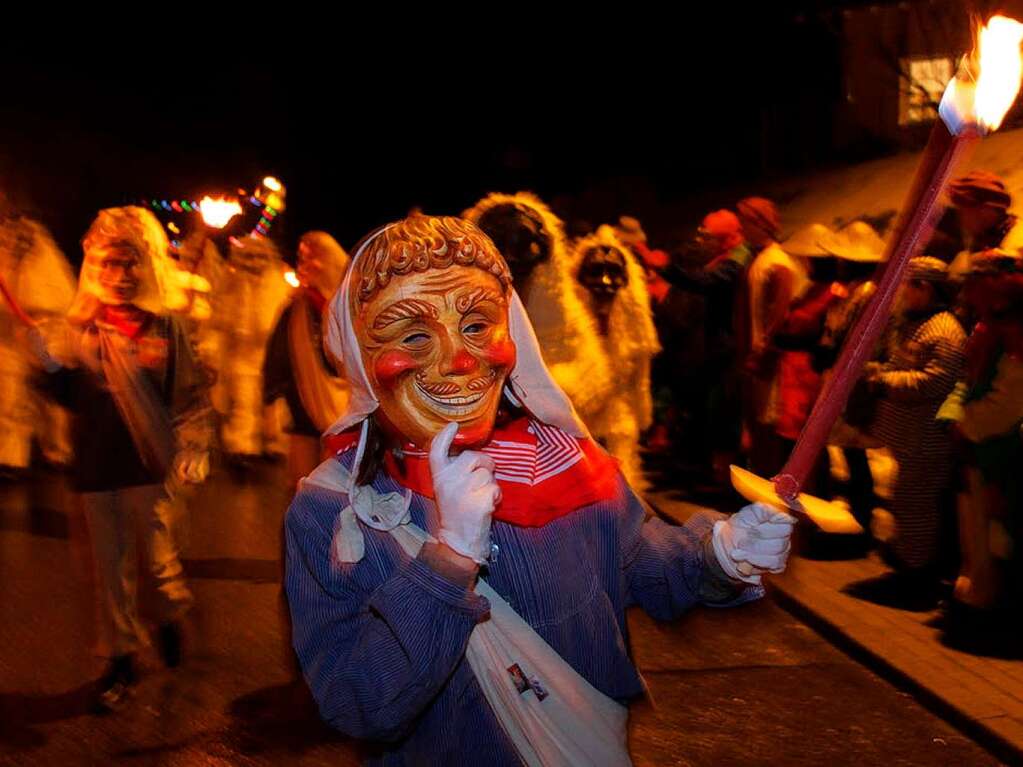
(940, 15, 1023, 134)
(284, 270, 300, 288)
(976, 16, 1023, 130)
(199, 196, 243, 229)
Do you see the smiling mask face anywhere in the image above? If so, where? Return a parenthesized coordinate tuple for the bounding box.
(356, 264, 516, 449)
(90, 242, 142, 305)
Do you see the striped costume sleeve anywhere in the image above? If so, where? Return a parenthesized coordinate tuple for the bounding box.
(878, 314, 965, 404)
(619, 484, 758, 619)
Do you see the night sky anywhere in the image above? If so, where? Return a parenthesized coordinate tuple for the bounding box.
(0, 6, 967, 259)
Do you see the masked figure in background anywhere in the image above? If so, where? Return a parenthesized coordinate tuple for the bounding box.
(663, 209, 752, 487)
(284, 215, 794, 765)
(614, 216, 677, 453)
(464, 192, 613, 434)
(741, 208, 811, 478)
(31, 207, 212, 711)
(815, 221, 887, 537)
(864, 258, 965, 601)
(174, 227, 225, 398)
(174, 226, 223, 349)
(264, 231, 352, 486)
(946, 171, 1023, 294)
(623, 220, 709, 460)
(568, 225, 659, 491)
(213, 235, 292, 467)
(149, 228, 217, 618)
(938, 251, 1023, 621)
(0, 211, 77, 473)
(768, 241, 848, 495)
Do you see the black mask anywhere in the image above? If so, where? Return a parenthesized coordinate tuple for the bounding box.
(578, 245, 628, 300)
(476, 203, 552, 286)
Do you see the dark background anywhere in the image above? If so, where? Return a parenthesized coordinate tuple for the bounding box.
(0, 2, 1010, 261)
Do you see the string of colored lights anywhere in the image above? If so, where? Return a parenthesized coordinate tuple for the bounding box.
(141, 192, 280, 246)
(147, 199, 199, 213)
(142, 176, 284, 247)
(144, 196, 268, 215)
(253, 201, 281, 238)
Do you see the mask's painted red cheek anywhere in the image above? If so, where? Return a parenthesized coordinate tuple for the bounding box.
(374, 350, 419, 387)
(482, 338, 516, 369)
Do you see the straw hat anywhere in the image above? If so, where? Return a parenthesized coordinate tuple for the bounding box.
(780, 223, 834, 258)
(818, 221, 887, 263)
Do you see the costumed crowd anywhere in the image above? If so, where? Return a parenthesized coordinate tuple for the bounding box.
(1, 168, 1019, 764)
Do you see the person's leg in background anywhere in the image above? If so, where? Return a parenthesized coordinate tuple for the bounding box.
(135, 481, 194, 669)
(82, 489, 142, 709)
(34, 393, 74, 468)
(843, 447, 876, 533)
(222, 349, 264, 462)
(0, 352, 34, 474)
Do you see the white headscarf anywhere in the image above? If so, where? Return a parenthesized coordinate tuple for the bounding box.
(323, 220, 590, 488)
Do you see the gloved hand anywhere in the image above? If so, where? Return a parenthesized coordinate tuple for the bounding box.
(175, 449, 210, 484)
(936, 381, 967, 424)
(26, 326, 61, 373)
(429, 422, 501, 564)
(712, 502, 796, 585)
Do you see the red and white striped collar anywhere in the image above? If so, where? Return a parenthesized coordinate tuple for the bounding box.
(330, 417, 622, 527)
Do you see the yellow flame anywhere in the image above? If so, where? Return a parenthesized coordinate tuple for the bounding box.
(263, 176, 283, 192)
(284, 270, 300, 288)
(199, 196, 243, 229)
(941, 15, 1023, 133)
(975, 16, 1023, 130)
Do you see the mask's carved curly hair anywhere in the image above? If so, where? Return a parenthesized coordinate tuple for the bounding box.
(352, 215, 512, 307)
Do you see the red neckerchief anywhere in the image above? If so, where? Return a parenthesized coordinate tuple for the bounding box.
(324, 417, 622, 527)
(99, 305, 151, 339)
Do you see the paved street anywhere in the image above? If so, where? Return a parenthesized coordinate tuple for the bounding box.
(0, 463, 1001, 766)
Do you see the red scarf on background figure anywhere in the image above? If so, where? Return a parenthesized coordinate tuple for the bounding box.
(324, 416, 622, 527)
(99, 304, 151, 339)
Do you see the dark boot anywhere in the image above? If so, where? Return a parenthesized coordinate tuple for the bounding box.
(157, 621, 183, 668)
(93, 654, 135, 713)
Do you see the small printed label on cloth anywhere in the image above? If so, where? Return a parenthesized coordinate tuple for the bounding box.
(506, 664, 548, 701)
(528, 677, 548, 701)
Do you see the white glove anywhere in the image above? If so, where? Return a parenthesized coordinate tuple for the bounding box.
(429, 422, 501, 564)
(27, 326, 61, 373)
(175, 450, 210, 484)
(712, 502, 796, 585)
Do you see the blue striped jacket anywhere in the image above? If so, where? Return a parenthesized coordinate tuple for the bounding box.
(285, 452, 757, 765)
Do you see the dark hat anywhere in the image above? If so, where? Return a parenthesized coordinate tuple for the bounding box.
(948, 171, 1011, 211)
